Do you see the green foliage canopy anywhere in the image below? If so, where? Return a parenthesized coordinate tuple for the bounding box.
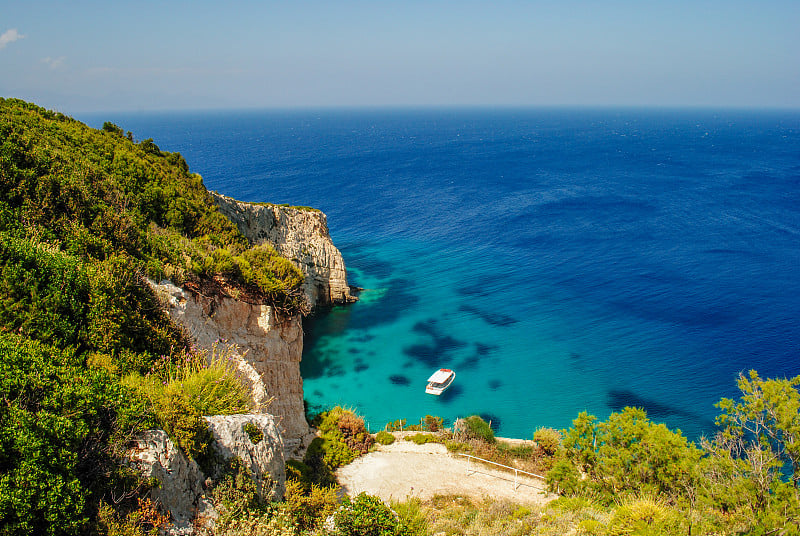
(334, 493, 410, 536)
(0, 97, 305, 313)
(0, 333, 144, 535)
(556, 407, 702, 501)
(0, 97, 304, 533)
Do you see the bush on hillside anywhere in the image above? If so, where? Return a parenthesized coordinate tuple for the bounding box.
(0, 333, 147, 535)
(375, 431, 396, 445)
(333, 493, 409, 536)
(533, 427, 562, 457)
(303, 407, 374, 485)
(405, 433, 442, 445)
(283, 478, 339, 533)
(606, 495, 685, 536)
(97, 498, 170, 536)
(422, 415, 444, 432)
(457, 415, 496, 444)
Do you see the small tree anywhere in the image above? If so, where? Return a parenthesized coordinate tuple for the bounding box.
(716, 370, 800, 488)
(102, 121, 124, 137)
(558, 407, 702, 501)
(534, 427, 562, 456)
(701, 371, 800, 531)
(422, 415, 443, 432)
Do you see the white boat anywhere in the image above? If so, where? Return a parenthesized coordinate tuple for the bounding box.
(425, 368, 456, 395)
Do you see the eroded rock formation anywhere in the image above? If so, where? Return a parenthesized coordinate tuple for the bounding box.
(211, 192, 354, 308)
(205, 414, 286, 501)
(151, 281, 311, 452)
(152, 196, 353, 457)
(127, 430, 212, 530)
(128, 414, 285, 533)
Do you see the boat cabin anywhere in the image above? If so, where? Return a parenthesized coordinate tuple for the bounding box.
(425, 368, 456, 395)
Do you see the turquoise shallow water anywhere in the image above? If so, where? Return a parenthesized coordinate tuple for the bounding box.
(82, 108, 800, 440)
(300, 237, 720, 439)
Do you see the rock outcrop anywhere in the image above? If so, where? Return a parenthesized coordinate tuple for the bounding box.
(151, 195, 354, 457)
(128, 414, 285, 533)
(211, 192, 354, 308)
(205, 414, 286, 501)
(128, 430, 212, 531)
(152, 281, 311, 452)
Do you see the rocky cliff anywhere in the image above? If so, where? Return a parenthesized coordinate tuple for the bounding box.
(152, 195, 354, 455)
(211, 192, 354, 308)
(152, 281, 312, 453)
(128, 414, 285, 533)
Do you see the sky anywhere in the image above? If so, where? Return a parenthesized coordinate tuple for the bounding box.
(1, 0, 798, 112)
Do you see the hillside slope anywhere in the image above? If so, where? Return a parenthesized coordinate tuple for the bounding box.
(0, 98, 316, 533)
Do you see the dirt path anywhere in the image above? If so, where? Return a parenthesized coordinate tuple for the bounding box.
(336, 435, 556, 505)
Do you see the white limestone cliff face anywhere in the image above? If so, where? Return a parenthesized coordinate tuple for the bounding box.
(211, 192, 354, 308)
(128, 414, 285, 534)
(149, 194, 355, 457)
(151, 281, 312, 452)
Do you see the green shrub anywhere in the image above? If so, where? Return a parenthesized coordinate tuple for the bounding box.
(97, 498, 170, 536)
(422, 415, 444, 432)
(317, 406, 374, 455)
(546, 459, 581, 495)
(405, 433, 442, 445)
(495, 442, 535, 459)
(303, 407, 374, 485)
(285, 459, 313, 486)
(244, 422, 263, 444)
(445, 440, 471, 452)
(211, 458, 265, 521)
(302, 437, 337, 486)
(391, 498, 428, 536)
(284, 478, 339, 533)
(375, 431, 396, 445)
(463, 415, 496, 444)
(333, 493, 408, 536)
(0, 333, 135, 535)
(533, 427, 562, 456)
(607, 495, 684, 536)
(157, 392, 214, 461)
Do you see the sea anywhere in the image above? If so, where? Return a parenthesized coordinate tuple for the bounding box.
(81, 108, 800, 441)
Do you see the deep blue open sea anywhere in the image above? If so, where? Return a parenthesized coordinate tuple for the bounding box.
(82, 108, 800, 440)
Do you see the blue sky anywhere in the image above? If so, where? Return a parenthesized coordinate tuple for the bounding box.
(1, 1, 798, 112)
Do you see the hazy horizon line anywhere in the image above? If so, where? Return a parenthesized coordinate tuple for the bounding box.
(71, 103, 800, 118)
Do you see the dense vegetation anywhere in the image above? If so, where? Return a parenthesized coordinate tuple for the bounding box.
(543, 371, 800, 533)
(0, 98, 304, 534)
(1, 98, 799, 535)
(0, 98, 306, 318)
(377, 385, 800, 535)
